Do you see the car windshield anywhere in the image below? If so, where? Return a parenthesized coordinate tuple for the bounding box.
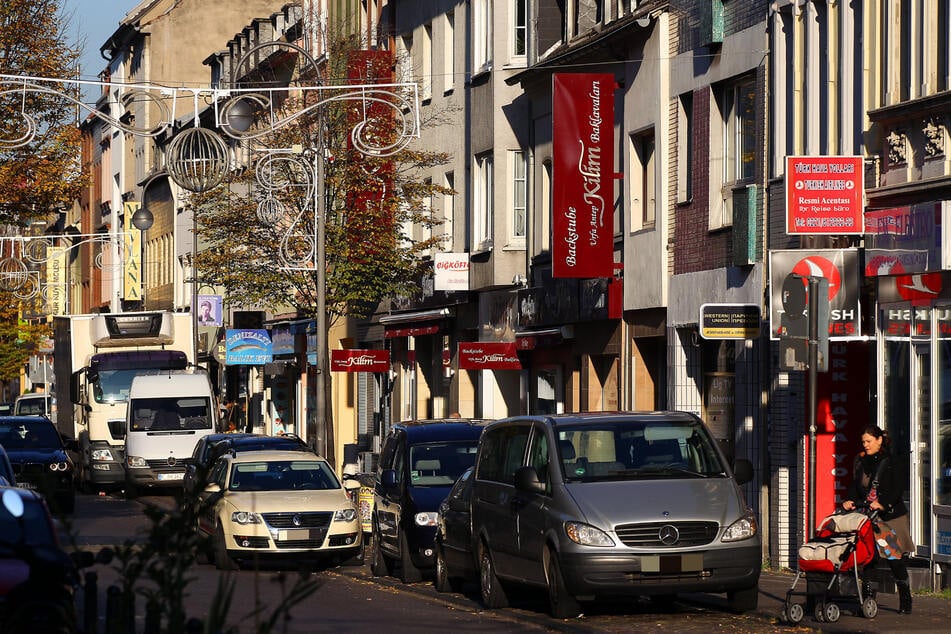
(409, 441, 479, 487)
(557, 419, 727, 482)
(228, 460, 340, 492)
(130, 397, 214, 431)
(0, 497, 56, 548)
(93, 368, 143, 404)
(14, 397, 52, 415)
(0, 420, 63, 450)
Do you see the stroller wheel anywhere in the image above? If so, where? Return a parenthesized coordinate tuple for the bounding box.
(824, 602, 841, 623)
(785, 602, 805, 624)
(814, 601, 825, 623)
(861, 597, 878, 619)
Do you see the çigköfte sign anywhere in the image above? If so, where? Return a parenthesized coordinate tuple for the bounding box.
(552, 73, 615, 278)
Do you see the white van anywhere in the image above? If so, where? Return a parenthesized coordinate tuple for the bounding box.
(124, 370, 217, 492)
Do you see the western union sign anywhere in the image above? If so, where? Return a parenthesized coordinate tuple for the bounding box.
(699, 303, 761, 340)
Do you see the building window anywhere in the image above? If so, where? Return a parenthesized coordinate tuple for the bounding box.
(421, 23, 432, 101)
(444, 11, 455, 94)
(511, 150, 526, 239)
(677, 92, 693, 203)
(473, 0, 493, 74)
(513, 0, 527, 57)
(630, 129, 655, 231)
(541, 159, 552, 252)
(473, 152, 494, 250)
(711, 77, 756, 230)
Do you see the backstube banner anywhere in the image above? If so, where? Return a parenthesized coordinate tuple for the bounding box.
(552, 73, 615, 279)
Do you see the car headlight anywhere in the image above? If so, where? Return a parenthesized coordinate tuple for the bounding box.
(91, 449, 113, 462)
(232, 511, 262, 525)
(126, 456, 148, 469)
(334, 508, 357, 522)
(414, 512, 438, 527)
(722, 509, 758, 542)
(48, 462, 71, 472)
(564, 521, 615, 547)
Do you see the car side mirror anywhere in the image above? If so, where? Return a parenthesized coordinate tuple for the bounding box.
(733, 458, 754, 486)
(203, 483, 222, 494)
(343, 479, 361, 491)
(514, 465, 546, 494)
(381, 468, 398, 491)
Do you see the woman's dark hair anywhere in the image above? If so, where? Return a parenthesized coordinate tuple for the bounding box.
(862, 424, 891, 447)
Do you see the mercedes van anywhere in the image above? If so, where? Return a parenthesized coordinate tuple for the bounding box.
(470, 411, 760, 618)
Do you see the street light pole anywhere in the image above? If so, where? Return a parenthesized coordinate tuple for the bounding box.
(313, 117, 328, 461)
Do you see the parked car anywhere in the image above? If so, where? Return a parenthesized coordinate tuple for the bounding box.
(0, 403, 12, 416)
(0, 445, 15, 487)
(470, 412, 760, 618)
(183, 432, 309, 498)
(0, 487, 81, 632)
(0, 416, 74, 514)
(12, 394, 54, 417)
(434, 466, 475, 593)
(371, 419, 487, 583)
(195, 450, 362, 570)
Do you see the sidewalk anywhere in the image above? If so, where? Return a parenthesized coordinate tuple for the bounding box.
(757, 569, 948, 633)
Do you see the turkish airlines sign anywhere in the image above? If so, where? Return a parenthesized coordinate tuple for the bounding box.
(457, 342, 522, 370)
(331, 349, 390, 373)
(552, 73, 615, 278)
(768, 249, 861, 339)
(785, 156, 864, 234)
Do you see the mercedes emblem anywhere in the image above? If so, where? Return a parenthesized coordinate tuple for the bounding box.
(658, 524, 680, 546)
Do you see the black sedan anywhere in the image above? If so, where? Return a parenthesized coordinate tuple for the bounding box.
(0, 486, 81, 632)
(183, 432, 309, 498)
(0, 416, 74, 514)
(434, 466, 477, 593)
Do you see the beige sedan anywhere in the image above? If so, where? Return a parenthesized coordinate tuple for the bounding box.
(196, 450, 362, 569)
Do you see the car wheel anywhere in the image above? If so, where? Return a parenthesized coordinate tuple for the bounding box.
(727, 584, 759, 613)
(213, 525, 239, 571)
(478, 542, 508, 609)
(434, 543, 462, 593)
(370, 525, 393, 577)
(399, 530, 422, 584)
(545, 548, 581, 619)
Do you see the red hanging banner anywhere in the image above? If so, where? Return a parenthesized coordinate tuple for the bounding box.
(330, 349, 390, 373)
(457, 342, 522, 370)
(552, 73, 615, 278)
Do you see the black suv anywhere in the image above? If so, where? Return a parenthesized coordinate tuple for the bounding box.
(371, 419, 487, 583)
(0, 416, 74, 514)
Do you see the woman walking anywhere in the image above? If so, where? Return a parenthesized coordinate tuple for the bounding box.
(842, 424, 915, 614)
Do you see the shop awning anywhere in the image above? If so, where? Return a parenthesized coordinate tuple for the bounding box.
(515, 325, 574, 350)
(381, 307, 450, 338)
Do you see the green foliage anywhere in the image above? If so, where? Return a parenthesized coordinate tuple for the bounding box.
(0, 292, 50, 382)
(192, 36, 453, 325)
(0, 0, 84, 226)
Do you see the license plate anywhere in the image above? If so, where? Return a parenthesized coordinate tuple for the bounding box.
(157, 472, 184, 481)
(277, 528, 326, 541)
(641, 554, 703, 573)
(16, 482, 37, 490)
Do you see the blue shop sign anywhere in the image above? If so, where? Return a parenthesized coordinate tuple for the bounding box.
(271, 326, 295, 355)
(226, 329, 273, 365)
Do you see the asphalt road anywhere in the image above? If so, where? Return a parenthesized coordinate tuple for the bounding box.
(60, 491, 948, 633)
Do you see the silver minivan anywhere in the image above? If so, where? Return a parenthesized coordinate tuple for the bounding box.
(470, 412, 760, 618)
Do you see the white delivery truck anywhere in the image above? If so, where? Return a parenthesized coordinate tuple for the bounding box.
(53, 312, 194, 490)
(124, 369, 217, 492)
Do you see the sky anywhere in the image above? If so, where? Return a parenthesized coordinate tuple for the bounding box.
(61, 0, 140, 100)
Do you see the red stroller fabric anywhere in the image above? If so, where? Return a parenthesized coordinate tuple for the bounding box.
(798, 512, 877, 574)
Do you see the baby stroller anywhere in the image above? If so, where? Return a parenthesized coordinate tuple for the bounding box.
(782, 510, 880, 624)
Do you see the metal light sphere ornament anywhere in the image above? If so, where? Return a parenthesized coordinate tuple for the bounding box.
(166, 127, 230, 193)
(0, 256, 29, 292)
(131, 207, 155, 231)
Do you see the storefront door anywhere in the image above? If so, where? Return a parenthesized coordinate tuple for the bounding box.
(913, 340, 933, 557)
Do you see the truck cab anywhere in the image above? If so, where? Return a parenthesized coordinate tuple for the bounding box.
(123, 370, 217, 493)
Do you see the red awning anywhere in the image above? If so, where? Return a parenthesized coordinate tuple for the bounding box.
(384, 323, 441, 338)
